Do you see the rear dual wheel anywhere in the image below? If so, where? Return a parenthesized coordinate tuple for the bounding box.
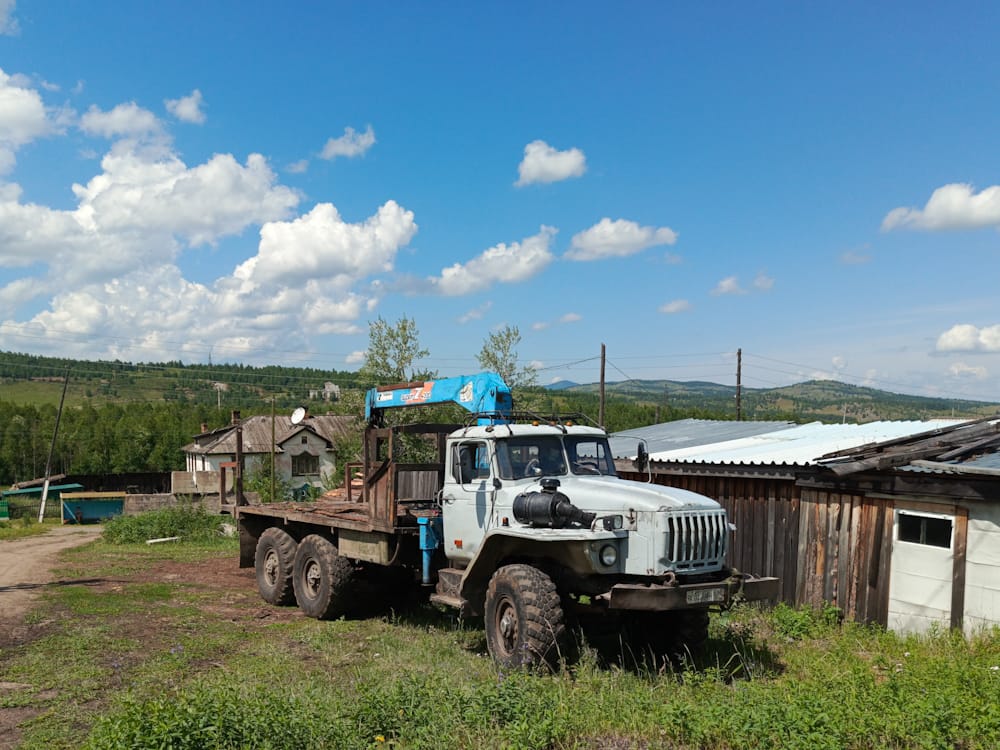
(292, 534, 355, 619)
(255, 527, 297, 606)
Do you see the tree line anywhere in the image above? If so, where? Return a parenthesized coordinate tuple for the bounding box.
(0, 319, 732, 487)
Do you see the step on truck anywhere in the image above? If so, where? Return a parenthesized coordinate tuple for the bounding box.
(238, 372, 778, 669)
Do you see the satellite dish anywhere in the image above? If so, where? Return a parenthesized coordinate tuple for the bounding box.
(290, 406, 307, 425)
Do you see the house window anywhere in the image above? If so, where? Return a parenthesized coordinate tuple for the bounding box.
(292, 452, 319, 476)
(301, 436, 308, 444)
(897, 511, 952, 549)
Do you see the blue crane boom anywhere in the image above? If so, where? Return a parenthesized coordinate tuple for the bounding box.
(364, 372, 513, 425)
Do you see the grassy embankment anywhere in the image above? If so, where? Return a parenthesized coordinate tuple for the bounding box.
(1, 510, 998, 749)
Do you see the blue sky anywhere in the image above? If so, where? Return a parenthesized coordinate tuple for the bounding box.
(1, 1, 999, 402)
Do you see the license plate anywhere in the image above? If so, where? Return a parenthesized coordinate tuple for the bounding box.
(686, 587, 725, 605)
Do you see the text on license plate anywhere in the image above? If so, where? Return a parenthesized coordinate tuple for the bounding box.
(686, 587, 726, 604)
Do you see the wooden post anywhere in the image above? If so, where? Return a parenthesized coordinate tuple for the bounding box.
(233, 410, 245, 506)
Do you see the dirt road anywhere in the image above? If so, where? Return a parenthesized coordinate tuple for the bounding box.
(0, 525, 104, 622)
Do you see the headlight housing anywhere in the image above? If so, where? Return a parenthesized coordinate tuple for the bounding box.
(599, 544, 618, 567)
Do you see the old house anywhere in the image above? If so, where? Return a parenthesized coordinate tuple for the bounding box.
(612, 417, 1000, 635)
(181, 413, 358, 496)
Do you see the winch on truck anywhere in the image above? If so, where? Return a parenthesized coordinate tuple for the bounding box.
(237, 372, 778, 669)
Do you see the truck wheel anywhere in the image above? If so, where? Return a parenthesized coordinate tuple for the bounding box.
(255, 527, 297, 606)
(292, 534, 355, 619)
(485, 564, 565, 670)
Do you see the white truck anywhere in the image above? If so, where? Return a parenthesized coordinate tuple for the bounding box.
(237, 373, 778, 669)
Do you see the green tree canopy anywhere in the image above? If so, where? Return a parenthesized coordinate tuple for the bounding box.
(358, 315, 432, 384)
(477, 325, 537, 388)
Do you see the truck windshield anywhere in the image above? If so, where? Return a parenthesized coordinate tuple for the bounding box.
(496, 437, 567, 479)
(564, 436, 617, 476)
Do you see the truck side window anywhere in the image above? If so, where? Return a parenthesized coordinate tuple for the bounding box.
(453, 442, 490, 484)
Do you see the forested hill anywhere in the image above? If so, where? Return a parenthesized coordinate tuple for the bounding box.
(2, 350, 997, 487)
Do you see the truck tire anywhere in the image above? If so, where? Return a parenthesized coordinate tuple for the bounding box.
(255, 527, 297, 606)
(484, 564, 565, 670)
(292, 534, 355, 620)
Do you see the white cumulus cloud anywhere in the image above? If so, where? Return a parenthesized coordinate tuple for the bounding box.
(0, 68, 55, 172)
(0, 1, 19, 35)
(236, 200, 416, 288)
(659, 299, 690, 314)
(711, 276, 745, 296)
(936, 323, 1000, 352)
(427, 226, 556, 296)
(80, 102, 163, 139)
(948, 362, 988, 379)
(882, 183, 1000, 232)
(0, 76, 409, 362)
(753, 272, 774, 291)
(458, 301, 493, 324)
(346, 350, 367, 365)
(165, 89, 206, 124)
(566, 218, 677, 261)
(320, 125, 376, 160)
(515, 140, 586, 186)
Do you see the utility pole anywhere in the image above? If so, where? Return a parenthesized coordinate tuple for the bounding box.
(735, 348, 743, 422)
(599, 343, 606, 429)
(233, 409, 245, 506)
(270, 397, 276, 503)
(38, 369, 70, 523)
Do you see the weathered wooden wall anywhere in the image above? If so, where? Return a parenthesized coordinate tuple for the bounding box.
(794, 488, 893, 625)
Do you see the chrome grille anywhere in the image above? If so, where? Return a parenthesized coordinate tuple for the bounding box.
(665, 510, 728, 570)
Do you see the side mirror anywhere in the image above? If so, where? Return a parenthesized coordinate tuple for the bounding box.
(634, 442, 649, 473)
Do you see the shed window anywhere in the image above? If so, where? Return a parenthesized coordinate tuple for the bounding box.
(897, 511, 952, 549)
(292, 452, 319, 476)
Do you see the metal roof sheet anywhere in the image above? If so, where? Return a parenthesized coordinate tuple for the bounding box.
(643, 419, 965, 466)
(609, 418, 797, 458)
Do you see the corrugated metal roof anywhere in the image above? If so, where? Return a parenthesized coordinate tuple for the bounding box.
(609, 418, 797, 458)
(642, 419, 966, 467)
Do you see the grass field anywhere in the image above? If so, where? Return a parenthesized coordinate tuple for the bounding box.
(2, 532, 999, 749)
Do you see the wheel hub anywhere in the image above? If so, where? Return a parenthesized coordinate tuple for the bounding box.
(497, 600, 518, 651)
(263, 550, 279, 584)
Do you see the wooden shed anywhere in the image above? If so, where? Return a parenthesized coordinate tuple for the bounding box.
(614, 417, 1000, 634)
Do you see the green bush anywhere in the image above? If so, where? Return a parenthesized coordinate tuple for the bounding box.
(84, 683, 350, 749)
(102, 505, 225, 544)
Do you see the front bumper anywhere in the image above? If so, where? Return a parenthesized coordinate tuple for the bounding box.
(599, 574, 780, 611)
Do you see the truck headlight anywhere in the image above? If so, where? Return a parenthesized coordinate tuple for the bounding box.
(599, 544, 618, 567)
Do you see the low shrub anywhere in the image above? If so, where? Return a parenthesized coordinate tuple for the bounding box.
(102, 505, 225, 544)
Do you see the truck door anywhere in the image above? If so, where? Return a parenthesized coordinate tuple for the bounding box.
(441, 439, 492, 563)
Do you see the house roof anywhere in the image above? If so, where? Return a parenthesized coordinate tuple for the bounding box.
(183, 414, 358, 456)
(613, 418, 972, 468)
(609, 418, 796, 458)
(817, 417, 1000, 476)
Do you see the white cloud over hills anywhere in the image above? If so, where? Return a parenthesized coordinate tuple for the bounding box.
(936, 323, 1000, 353)
(0, 70, 416, 362)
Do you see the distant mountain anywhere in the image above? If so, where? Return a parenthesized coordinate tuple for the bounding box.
(547, 378, 999, 423)
(545, 380, 579, 391)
